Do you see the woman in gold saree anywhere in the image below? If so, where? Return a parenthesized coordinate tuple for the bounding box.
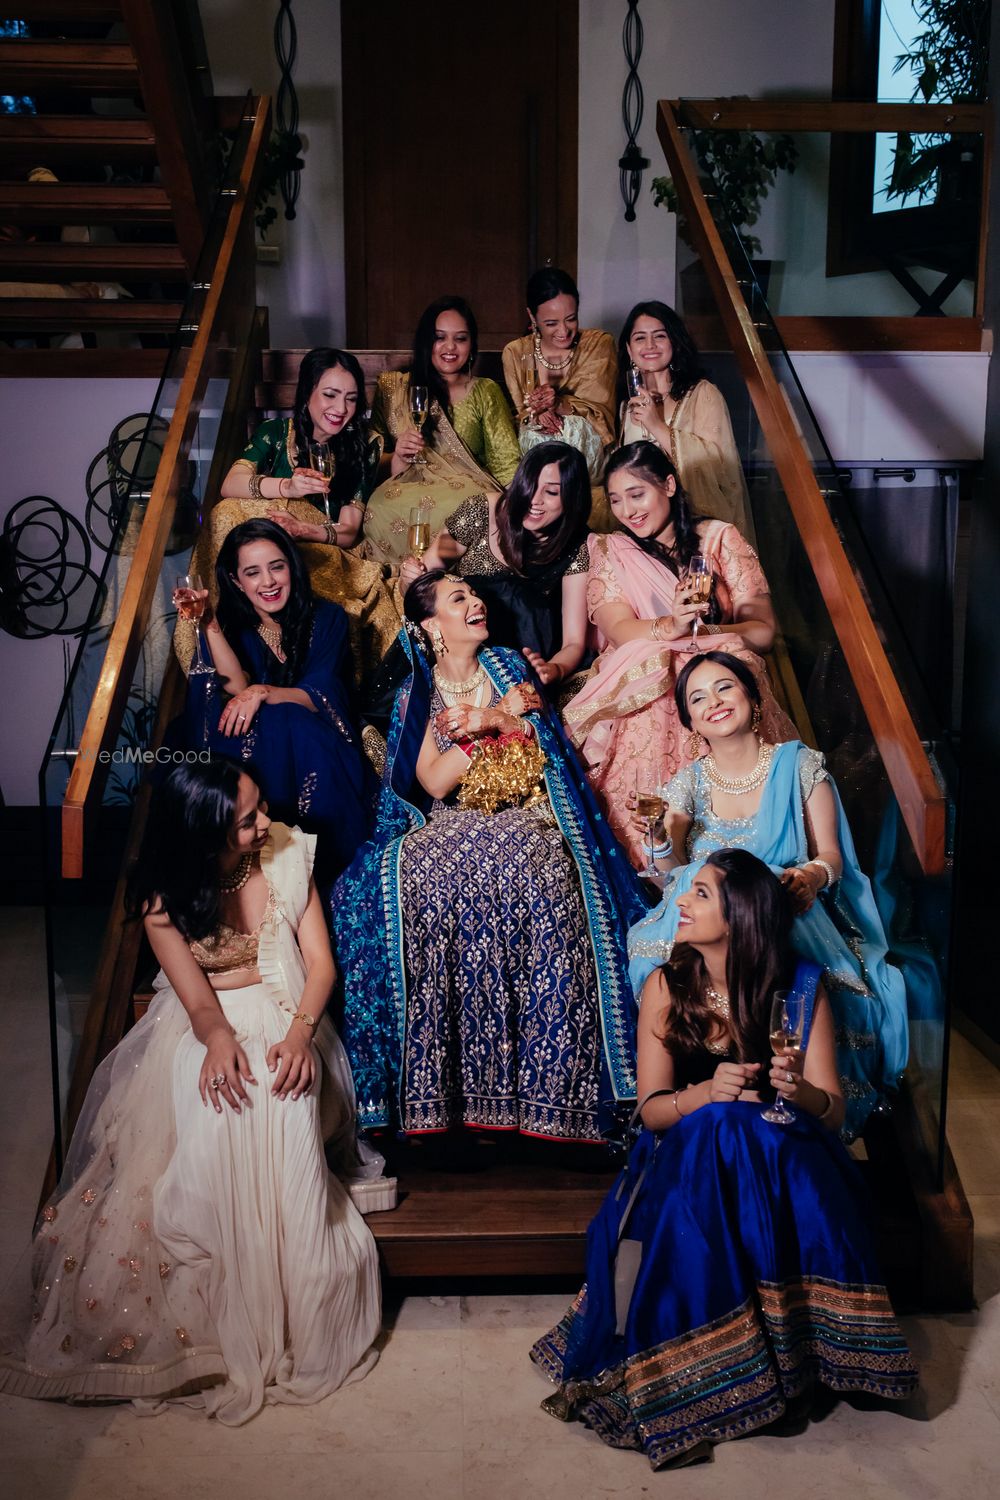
(618, 300, 753, 537)
(362, 297, 521, 566)
(177, 348, 401, 685)
(502, 267, 617, 529)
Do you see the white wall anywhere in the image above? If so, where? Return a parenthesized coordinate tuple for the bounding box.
(198, 0, 346, 348)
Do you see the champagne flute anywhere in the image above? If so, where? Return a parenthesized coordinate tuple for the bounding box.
(521, 352, 539, 429)
(175, 571, 208, 672)
(408, 505, 431, 559)
(409, 383, 430, 465)
(625, 365, 644, 399)
(683, 553, 713, 645)
(761, 990, 805, 1125)
(307, 441, 336, 518)
(634, 765, 666, 879)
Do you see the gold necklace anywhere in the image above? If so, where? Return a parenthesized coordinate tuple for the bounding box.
(705, 739, 774, 795)
(258, 621, 285, 661)
(434, 663, 487, 696)
(532, 330, 575, 372)
(219, 852, 254, 893)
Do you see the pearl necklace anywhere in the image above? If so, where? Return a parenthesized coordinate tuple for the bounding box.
(258, 621, 285, 662)
(532, 330, 575, 373)
(704, 739, 774, 796)
(219, 852, 254, 893)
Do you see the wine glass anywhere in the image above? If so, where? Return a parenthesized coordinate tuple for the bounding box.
(682, 553, 712, 645)
(761, 990, 804, 1125)
(408, 384, 430, 465)
(307, 441, 335, 517)
(634, 766, 666, 880)
(521, 352, 539, 429)
(175, 571, 208, 673)
(408, 505, 431, 559)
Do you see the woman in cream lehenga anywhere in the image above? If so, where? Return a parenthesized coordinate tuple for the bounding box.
(618, 300, 753, 537)
(362, 296, 521, 566)
(0, 760, 380, 1425)
(562, 441, 796, 869)
(502, 267, 617, 530)
(178, 347, 401, 686)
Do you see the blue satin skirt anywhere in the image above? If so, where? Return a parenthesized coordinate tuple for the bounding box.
(531, 1104, 917, 1468)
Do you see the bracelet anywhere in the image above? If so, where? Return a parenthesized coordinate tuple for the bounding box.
(278, 477, 292, 500)
(673, 1092, 684, 1120)
(323, 520, 339, 545)
(701, 622, 722, 635)
(649, 840, 673, 859)
(248, 472, 263, 501)
(291, 1011, 316, 1030)
(806, 858, 836, 890)
(816, 1087, 836, 1122)
(650, 615, 673, 643)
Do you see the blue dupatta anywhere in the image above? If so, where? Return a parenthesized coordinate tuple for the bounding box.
(332, 629, 649, 1133)
(626, 741, 908, 1136)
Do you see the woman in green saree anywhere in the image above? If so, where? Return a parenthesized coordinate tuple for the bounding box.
(362, 296, 521, 566)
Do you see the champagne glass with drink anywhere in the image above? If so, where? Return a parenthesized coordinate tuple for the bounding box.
(408, 505, 431, 559)
(761, 989, 805, 1125)
(634, 764, 666, 879)
(409, 384, 430, 465)
(521, 352, 539, 429)
(626, 365, 647, 434)
(175, 571, 208, 672)
(683, 553, 712, 645)
(307, 441, 335, 518)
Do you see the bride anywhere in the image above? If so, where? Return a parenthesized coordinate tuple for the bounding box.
(0, 760, 380, 1424)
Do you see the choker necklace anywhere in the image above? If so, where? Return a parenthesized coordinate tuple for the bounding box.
(532, 330, 575, 372)
(220, 852, 254, 893)
(258, 621, 285, 662)
(705, 739, 774, 796)
(434, 663, 487, 696)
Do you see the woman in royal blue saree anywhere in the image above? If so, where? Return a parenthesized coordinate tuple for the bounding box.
(532, 850, 917, 1469)
(332, 570, 648, 1142)
(181, 519, 373, 884)
(626, 651, 909, 1138)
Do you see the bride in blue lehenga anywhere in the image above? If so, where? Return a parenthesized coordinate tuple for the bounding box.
(181, 519, 373, 884)
(627, 651, 908, 1138)
(332, 570, 648, 1141)
(532, 850, 917, 1470)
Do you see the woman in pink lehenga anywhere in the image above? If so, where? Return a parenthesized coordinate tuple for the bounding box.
(562, 442, 795, 868)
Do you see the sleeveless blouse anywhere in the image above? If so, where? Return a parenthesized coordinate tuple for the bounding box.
(188, 885, 277, 975)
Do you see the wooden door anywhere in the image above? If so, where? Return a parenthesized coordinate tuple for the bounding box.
(342, 0, 578, 349)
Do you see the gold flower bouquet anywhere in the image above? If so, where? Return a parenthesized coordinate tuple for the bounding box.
(457, 730, 547, 816)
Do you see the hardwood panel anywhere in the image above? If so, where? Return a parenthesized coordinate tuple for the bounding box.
(0, 40, 138, 91)
(0, 115, 156, 164)
(675, 99, 990, 134)
(657, 99, 947, 875)
(0, 347, 171, 376)
(0, 183, 171, 224)
(0, 298, 182, 332)
(685, 313, 986, 354)
(0, 241, 185, 280)
(254, 348, 507, 416)
(11, 2, 121, 18)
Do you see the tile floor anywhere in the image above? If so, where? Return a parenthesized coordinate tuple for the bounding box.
(1, 908, 998, 1499)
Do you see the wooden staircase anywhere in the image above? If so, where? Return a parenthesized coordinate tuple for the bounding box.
(0, 0, 216, 367)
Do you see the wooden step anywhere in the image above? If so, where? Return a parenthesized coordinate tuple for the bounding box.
(0, 183, 171, 225)
(0, 116, 157, 166)
(11, 2, 122, 19)
(0, 241, 186, 282)
(0, 297, 182, 332)
(0, 40, 138, 92)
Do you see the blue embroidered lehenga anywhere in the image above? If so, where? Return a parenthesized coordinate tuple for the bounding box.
(183, 599, 373, 881)
(530, 961, 918, 1469)
(627, 741, 909, 1138)
(332, 634, 648, 1141)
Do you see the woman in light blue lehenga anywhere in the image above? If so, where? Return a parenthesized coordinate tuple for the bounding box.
(627, 651, 908, 1138)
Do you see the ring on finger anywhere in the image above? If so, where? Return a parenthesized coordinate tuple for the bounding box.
(786, 1070, 794, 1084)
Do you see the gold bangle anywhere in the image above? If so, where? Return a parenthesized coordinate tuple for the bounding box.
(291, 1011, 316, 1030)
(673, 1091, 684, 1120)
(248, 473, 263, 501)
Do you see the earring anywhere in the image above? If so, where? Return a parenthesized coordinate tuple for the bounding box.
(685, 731, 707, 759)
(430, 626, 447, 656)
(751, 704, 762, 733)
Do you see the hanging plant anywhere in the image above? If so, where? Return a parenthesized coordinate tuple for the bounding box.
(651, 129, 798, 258)
(252, 128, 305, 240)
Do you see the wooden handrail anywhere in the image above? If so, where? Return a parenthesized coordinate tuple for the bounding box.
(657, 99, 947, 875)
(674, 99, 990, 134)
(59, 97, 272, 879)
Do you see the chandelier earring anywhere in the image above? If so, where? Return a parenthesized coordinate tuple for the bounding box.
(751, 703, 762, 733)
(686, 730, 707, 760)
(430, 626, 447, 656)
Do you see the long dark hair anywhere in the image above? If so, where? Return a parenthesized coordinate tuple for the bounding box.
(216, 518, 315, 686)
(675, 650, 761, 728)
(526, 265, 580, 318)
(605, 441, 716, 604)
(496, 441, 590, 573)
(290, 347, 369, 507)
(409, 295, 478, 434)
(616, 300, 703, 408)
(659, 849, 792, 1066)
(403, 567, 449, 627)
(125, 758, 260, 941)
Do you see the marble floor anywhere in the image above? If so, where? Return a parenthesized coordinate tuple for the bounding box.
(1, 907, 999, 1499)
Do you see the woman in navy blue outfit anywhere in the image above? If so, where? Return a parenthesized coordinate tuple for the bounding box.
(531, 848, 917, 1469)
(181, 519, 372, 884)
